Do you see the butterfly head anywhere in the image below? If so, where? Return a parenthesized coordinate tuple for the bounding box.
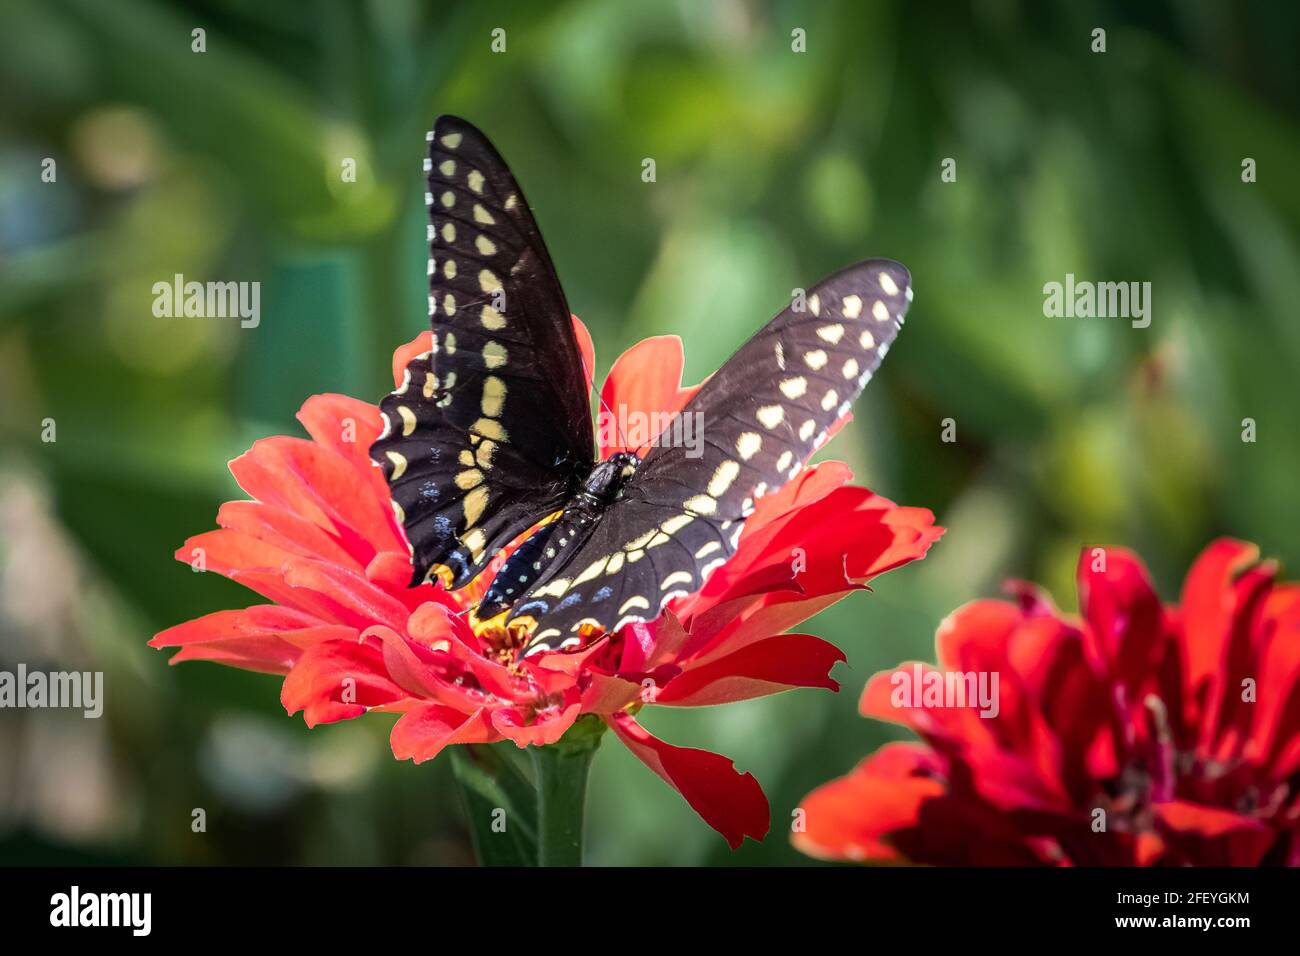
(581, 452, 641, 503)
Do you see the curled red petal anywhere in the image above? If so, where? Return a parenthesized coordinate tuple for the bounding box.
(281, 638, 407, 727)
(391, 331, 433, 390)
(657, 633, 845, 706)
(606, 711, 768, 848)
(390, 704, 496, 763)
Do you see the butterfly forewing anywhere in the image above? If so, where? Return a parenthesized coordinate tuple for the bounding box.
(511, 260, 913, 652)
(371, 116, 595, 588)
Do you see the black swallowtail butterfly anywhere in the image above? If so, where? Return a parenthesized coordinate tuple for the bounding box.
(371, 116, 912, 656)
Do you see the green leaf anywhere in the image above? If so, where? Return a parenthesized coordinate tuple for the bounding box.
(448, 744, 538, 868)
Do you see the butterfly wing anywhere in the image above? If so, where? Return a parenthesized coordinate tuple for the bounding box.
(511, 259, 913, 652)
(371, 115, 595, 588)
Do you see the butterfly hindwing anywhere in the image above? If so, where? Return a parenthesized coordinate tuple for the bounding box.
(371, 116, 594, 588)
(511, 260, 913, 651)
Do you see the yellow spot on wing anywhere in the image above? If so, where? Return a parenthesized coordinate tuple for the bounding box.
(473, 418, 507, 441)
(707, 460, 740, 496)
(757, 405, 784, 429)
(455, 469, 484, 490)
(661, 571, 694, 590)
(481, 376, 506, 417)
(842, 294, 863, 319)
(660, 513, 694, 535)
(685, 494, 717, 515)
(463, 485, 489, 526)
(779, 377, 807, 399)
(463, 528, 487, 560)
(572, 557, 610, 587)
(736, 432, 762, 460)
(398, 406, 417, 436)
(385, 451, 408, 480)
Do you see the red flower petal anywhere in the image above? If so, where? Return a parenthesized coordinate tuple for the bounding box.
(281, 638, 408, 727)
(598, 335, 699, 457)
(606, 712, 769, 848)
(391, 331, 433, 389)
(1076, 545, 1166, 687)
(150, 605, 352, 674)
(571, 314, 595, 395)
(794, 743, 947, 862)
(229, 436, 399, 559)
(296, 393, 384, 470)
(214, 500, 359, 569)
(657, 633, 845, 706)
(491, 699, 582, 748)
(390, 704, 496, 763)
(1153, 800, 1275, 866)
(797, 743, 1067, 865)
(1178, 538, 1260, 737)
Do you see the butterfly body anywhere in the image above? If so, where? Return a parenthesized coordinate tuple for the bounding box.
(476, 452, 641, 623)
(371, 115, 913, 656)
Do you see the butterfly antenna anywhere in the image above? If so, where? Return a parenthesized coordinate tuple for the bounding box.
(595, 389, 633, 453)
(582, 349, 633, 453)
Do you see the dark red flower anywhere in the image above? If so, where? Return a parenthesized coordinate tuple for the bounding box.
(152, 321, 942, 847)
(795, 540, 1300, 865)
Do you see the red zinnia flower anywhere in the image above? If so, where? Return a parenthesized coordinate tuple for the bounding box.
(152, 320, 941, 847)
(794, 540, 1300, 865)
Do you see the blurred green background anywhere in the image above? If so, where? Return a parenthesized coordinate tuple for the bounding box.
(1, 0, 1298, 866)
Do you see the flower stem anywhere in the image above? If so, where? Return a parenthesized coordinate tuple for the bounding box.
(527, 716, 605, 866)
